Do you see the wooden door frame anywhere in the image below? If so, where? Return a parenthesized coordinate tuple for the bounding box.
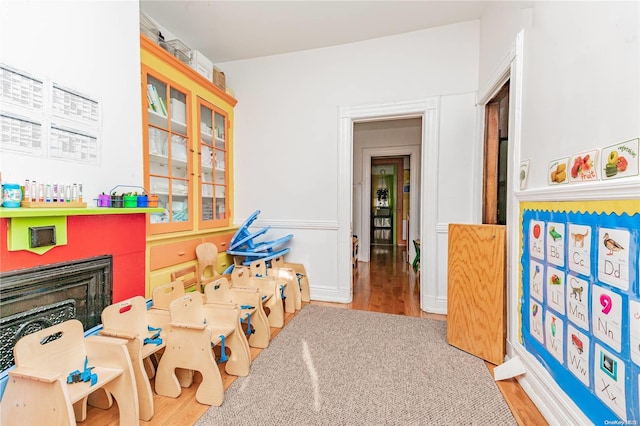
(371, 156, 407, 246)
(476, 31, 524, 366)
(339, 98, 437, 311)
(482, 83, 509, 225)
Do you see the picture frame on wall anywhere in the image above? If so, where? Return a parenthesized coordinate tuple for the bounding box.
(520, 160, 530, 190)
(548, 157, 569, 185)
(602, 138, 639, 180)
(568, 149, 598, 183)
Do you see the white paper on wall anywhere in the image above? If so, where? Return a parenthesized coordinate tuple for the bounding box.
(592, 285, 623, 353)
(568, 223, 592, 276)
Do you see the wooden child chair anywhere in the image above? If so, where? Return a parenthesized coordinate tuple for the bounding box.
(271, 254, 311, 302)
(154, 292, 224, 406)
(171, 264, 201, 292)
(249, 258, 300, 313)
(203, 276, 271, 349)
(150, 280, 251, 377)
(149, 281, 197, 389)
(200, 300, 252, 377)
(1, 319, 139, 426)
(100, 296, 167, 421)
(196, 242, 221, 281)
(231, 264, 284, 328)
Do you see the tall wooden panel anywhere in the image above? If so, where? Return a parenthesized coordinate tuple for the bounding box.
(447, 223, 506, 365)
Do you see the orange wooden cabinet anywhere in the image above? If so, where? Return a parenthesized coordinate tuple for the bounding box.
(147, 232, 234, 297)
(141, 35, 238, 296)
(140, 34, 236, 235)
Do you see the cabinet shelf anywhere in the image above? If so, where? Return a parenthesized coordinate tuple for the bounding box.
(201, 165, 226, 173)
(201, 132, 213, 144)
(148, 109, 188, 135)
(149, 153, 188, 169)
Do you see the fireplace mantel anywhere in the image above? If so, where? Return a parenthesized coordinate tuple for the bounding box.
(0, 206, 162, 218)
(1, 207, 162, 255)
(1, 209, 155, 302)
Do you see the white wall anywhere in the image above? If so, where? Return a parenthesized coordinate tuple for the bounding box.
(353, 118, 422, 185)
(218, 21, 480, 301)
(521, 1, 639, 188)
(480, 1, 639, 189)
(0, 1, 143, 202)
(479, 1, 639, 424)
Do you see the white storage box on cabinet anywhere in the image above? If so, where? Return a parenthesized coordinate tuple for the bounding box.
(190, 50, 213, 82)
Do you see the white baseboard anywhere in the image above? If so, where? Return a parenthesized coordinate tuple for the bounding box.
(423, 294, 447, 314)
(510, 344, 592, 425)
(310, 288, 352, 304)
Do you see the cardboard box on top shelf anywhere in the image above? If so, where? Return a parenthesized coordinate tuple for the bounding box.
(213, 66, 226, 90)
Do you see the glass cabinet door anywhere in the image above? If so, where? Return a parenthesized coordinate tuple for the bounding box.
(143, 68, 192, 233)
(198, 97, 229, 228)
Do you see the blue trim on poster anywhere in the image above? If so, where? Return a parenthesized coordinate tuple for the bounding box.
(521, 208, 640, 424)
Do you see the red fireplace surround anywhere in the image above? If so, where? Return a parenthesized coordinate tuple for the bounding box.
(0, 213, 146, 302)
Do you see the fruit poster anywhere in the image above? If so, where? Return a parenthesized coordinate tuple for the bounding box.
(520, 200, 640, 424)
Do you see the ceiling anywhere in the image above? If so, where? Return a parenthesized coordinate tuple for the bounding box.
(140, 1, 490, 63)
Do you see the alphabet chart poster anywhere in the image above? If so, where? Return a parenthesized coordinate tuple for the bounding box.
(520, 200, 640, 424)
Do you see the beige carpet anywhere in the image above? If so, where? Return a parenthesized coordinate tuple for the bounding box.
(196, 305, 516, 425)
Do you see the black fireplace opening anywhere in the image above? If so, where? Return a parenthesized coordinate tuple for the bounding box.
(0, 255, 113, 371)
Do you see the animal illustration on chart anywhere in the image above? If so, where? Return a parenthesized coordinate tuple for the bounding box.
(533, 265, 540, 279)
(549, 226, 562, 241)
(603, 233, 624, 256)
(569, 280, 583, 302)
(571, 229, 589, 248)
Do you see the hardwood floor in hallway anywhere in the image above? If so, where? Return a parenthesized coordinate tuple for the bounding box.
(87, 244, 547, 425)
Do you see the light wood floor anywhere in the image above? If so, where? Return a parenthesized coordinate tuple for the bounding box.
(88, 244, 547, 425)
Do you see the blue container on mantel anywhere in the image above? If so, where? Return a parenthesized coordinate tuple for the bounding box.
(2, 183, 22, 208)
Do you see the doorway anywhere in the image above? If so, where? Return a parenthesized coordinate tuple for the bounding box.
(338, 98, 439, 309)
(358, 145, 421, 263)
(371, 156, 408, 246)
